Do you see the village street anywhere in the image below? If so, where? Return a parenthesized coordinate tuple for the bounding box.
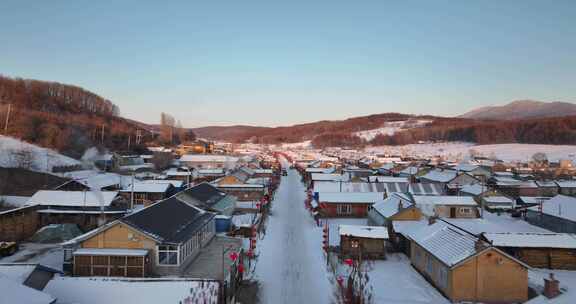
(253, 158, 334, 304)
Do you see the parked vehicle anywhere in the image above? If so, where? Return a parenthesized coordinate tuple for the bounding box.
(282, 169, 288, 176)
(0, 241, 18, 257)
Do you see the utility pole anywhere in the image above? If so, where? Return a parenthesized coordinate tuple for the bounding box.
(101, 124, 105, 145)
(3, 103, 11, 134)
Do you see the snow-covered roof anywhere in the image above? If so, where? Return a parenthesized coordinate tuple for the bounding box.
(73, 248, 149, 257)
(453, 163, 481, 172)
(120, 182, 171, 193)
(140, 179, 184, 188)
(318, 192, 384, 203)
(420, 170, 457, 183)
(399, 166, 420, 175)
(532, 195, 576, 222)
(306, 167, 335, 174)
(0, 275, 55, 304)
(339, 225, 389, 239)
(197, 168, 225, 174)
(180, 154, 238, 163)
(408, 183, 444, 196)
(372, 193, 413, 218)
(460, 184, 486, 196)
(483, 233, 576, 249)
(406, 222, 480, 267)
(0, 264, 36, 284)
(28, 190, 119, 207)
(555, 180, 576, 188)
(311, 173, 348, 182)
(368, 176, 409, 183)
(483, 196, 514, 204)
(44, 277, 219, 304)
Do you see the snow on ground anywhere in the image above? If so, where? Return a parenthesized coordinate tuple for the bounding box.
(0, 135, 81, 172)
(528, 269, 576, 304)
(355, 120, 432, 141)
(366, 142, 576, 162)
(0, 243, 63, 271)
(44, 277, 219, 304)
(253, 158, 334, 304)
(333, 253, 449, 303)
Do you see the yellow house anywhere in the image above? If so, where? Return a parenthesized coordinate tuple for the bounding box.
(63, 197, 216, 277)
(407, 222, 529, 303)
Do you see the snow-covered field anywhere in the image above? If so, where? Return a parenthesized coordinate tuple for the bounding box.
(0, 135, 81, 172)
(253, 158, 334, 303)
(366, 142, 576, 162)
(354, 120, 432, 141)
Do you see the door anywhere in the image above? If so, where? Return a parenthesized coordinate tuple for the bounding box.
(450, 207, 456, 218)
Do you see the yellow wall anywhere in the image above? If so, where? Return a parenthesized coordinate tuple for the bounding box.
(218, 175, 242, 185)
(451, 249, 528, 303)
(391, 207, 422, 221)
(81, 222, 156, 250)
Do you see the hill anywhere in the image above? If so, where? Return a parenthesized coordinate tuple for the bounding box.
(191, 113, 438, 143)
(0, 75, 154, 157)
(459, 100, 576, 120)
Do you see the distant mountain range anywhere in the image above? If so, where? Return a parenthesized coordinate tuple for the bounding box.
(459, 100, 576, 120)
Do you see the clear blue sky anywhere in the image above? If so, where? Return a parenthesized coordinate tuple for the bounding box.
(1, 1, 575, 127)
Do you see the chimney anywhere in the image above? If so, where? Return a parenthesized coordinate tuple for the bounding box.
(544, 273, 561, 299)
(428, 216, 437, 226)
(475, 239, 489, 252)
(397, 200, 403, 212)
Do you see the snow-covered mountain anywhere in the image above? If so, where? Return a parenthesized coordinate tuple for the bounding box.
(459, 100, 576, 120)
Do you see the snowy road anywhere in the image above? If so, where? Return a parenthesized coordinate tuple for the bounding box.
(254, 160, 333, 304)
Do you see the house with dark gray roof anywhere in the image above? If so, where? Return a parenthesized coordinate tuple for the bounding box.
(175, 182, 236, 216)
(62, 197, 216, 277)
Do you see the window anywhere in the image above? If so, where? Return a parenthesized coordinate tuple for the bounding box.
(337, 204, 352, 215)
(134, 193, 147, 205)
(459, 208, 472, 214)
(438, 266, 448, 289)
(426, 255, 434, 274)
(157, 245, 179, 265)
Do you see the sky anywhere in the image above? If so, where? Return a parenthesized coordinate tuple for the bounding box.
(1, 1, 575, 127)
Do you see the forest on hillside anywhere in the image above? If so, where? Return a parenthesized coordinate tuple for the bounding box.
(0, 76, 192, 158)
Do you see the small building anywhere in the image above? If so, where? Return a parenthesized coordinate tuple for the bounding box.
(119, 182, 174, 207)
(479, 196, 515, 212)
(555, 180, 576, 196)
(452, 163, 492, 179)
(316, 192, 384, 217)
(536, 180, 560, 197)
(63, 197, 216, 277)
(29, 190, 128, 231)
(406, 222, 529, 303)
(339, 225, 388, 259)
(482, 232, 576, 270)
(412, 195, 480, 218)
(175, 182, 236, 216)
(525, 194, 576, 233)
(179, 154, 238, 170)
(367, 193, 421, 226)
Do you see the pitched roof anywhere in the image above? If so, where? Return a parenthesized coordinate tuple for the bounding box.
(406, 222, 480, 267)
(483, 232, 576, 249)
(121, 197, 214, 243)
(177, 183, 227, 207)
(28, 190, 119, 208)
(318, 192, 384, 203)
(420, 170, 457, 183)
(372, 193, 414, 218)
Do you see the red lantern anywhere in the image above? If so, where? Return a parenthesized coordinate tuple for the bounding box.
(238, 263, 244, 274)
(229, 252, 238, 262)
(344, 258, 353, 266)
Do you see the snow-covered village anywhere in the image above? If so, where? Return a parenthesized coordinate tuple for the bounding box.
(3, 2, 576, 303)
(2, 135, 576, 304)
